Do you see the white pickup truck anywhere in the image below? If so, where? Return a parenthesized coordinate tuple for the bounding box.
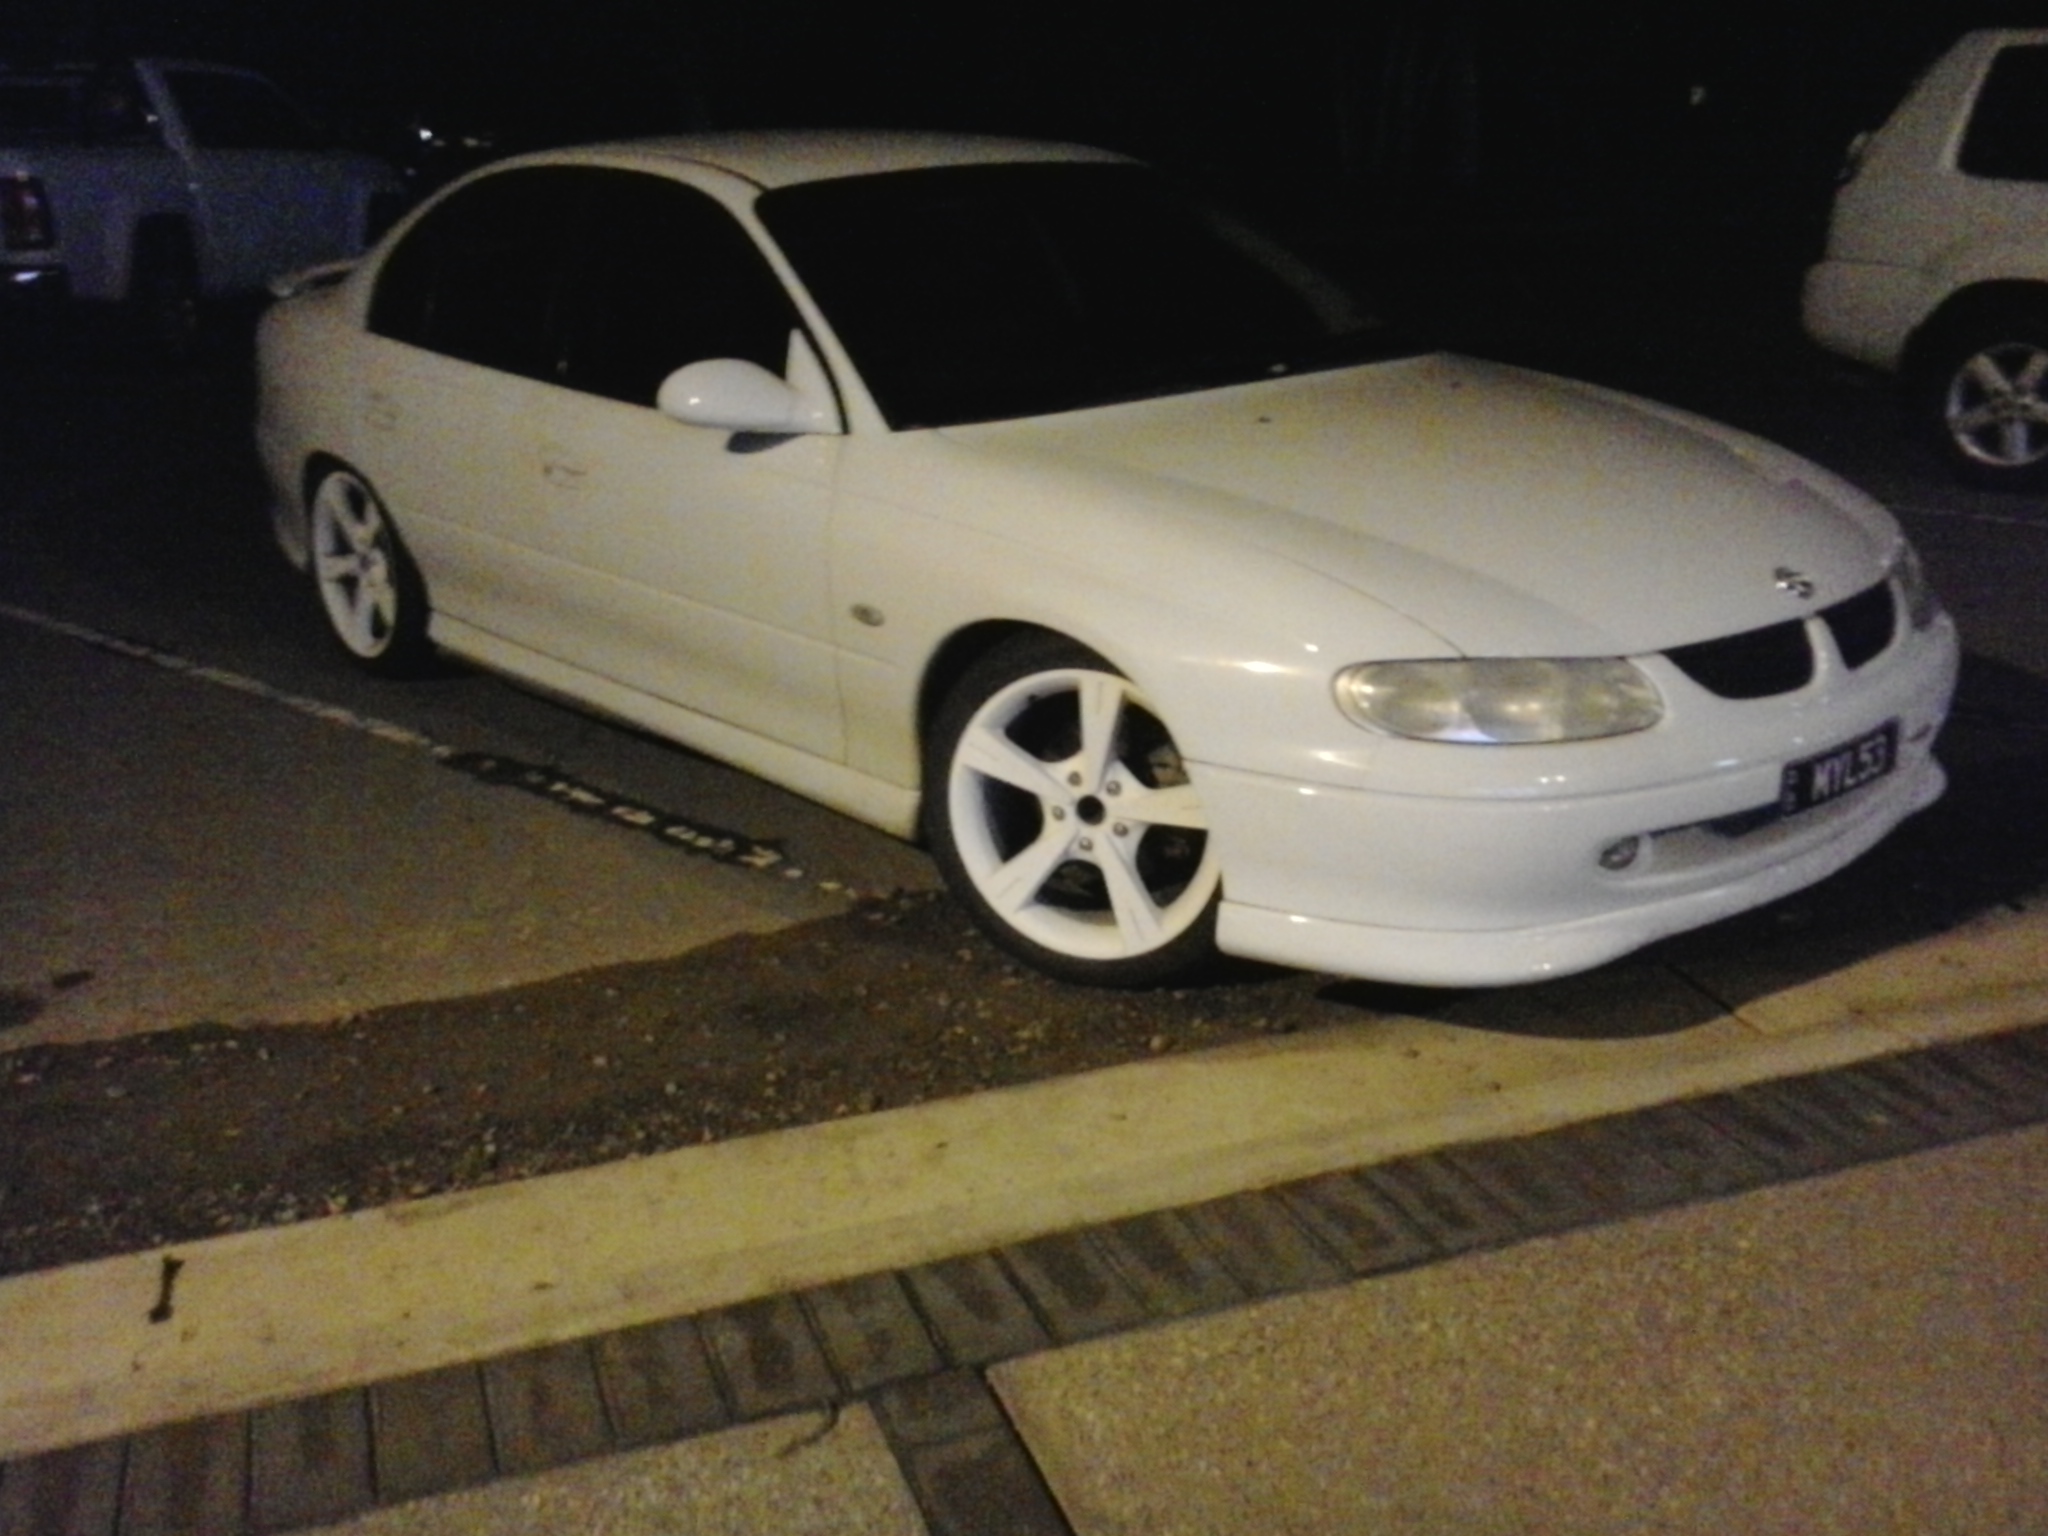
(1, 57, 401, 345)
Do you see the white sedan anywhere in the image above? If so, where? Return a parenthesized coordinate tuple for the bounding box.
(256, 132, 1959, 988)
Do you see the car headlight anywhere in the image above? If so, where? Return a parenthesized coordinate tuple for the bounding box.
(1333, 658, 1664, 744)
(1890, 543, 1942, 631)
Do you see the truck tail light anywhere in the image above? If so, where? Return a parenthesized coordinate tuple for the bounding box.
(2, 174, 57, 250)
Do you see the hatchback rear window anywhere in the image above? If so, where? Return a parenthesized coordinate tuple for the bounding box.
(1959, 45, 2048, 181)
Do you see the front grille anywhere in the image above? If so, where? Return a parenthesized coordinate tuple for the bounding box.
(1663, 579, 1897, 700)
(1666, 620, 1812, 699)
(1822, 582, 1896, 668)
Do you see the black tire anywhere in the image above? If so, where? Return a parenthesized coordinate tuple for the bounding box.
(1913, 302, 2048, 490)
(129, 222, 202, 359)
(306, 466, 435, 677)
(923, 632, 1221, 987)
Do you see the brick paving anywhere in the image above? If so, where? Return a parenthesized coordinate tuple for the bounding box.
(3, 1022, 2044, 1535)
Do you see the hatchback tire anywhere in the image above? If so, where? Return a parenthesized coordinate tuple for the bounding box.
(1916, 302, 2048, 489)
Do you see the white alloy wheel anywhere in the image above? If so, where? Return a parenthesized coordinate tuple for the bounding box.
(1920, 305, 2048, 489)
(1944, 341, 2048, 470)
(309, 467, 431, 675)
(929, 636, 1221, 986)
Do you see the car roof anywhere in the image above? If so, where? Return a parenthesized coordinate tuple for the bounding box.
(550, 130, 1134, 190)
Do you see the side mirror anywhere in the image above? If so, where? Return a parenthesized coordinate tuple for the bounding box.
(657, 357, 833, 434)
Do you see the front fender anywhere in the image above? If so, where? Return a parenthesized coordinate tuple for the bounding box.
(827, 434, 1453, 793)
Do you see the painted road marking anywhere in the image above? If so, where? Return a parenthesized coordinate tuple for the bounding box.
(0, 601, 830, 888)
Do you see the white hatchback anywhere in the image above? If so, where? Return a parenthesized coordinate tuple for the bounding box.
(258, 133, 1958, 988)
(1805, 28, 2048, 487)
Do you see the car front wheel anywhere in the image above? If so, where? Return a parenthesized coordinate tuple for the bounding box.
(926, 634, 1221, 987)
(308, 467, 433, 676)
(1918, 305, 2048, 488)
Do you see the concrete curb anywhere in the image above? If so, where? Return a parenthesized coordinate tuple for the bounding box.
(5, 927, 2045, 1459)
(4, 1020, 2044, 1534)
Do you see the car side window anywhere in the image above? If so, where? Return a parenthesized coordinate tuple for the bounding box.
(1959, 45, 2048, 182)
(368, 167, 582, 379)
(553, 172, 798, 406)
(82, 65, 161, 146)
(160, 69, 323, 151)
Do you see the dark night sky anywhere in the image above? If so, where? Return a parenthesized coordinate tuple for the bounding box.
(9, 2, 2048, 230)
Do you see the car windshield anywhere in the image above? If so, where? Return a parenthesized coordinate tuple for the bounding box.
(756, 162, 1419, 429)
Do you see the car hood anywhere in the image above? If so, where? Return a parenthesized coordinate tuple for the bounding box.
(938, 353, 1897, 656)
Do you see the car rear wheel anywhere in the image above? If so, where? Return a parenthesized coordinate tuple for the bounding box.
(309, 467, 433, 676)
(130, 222, 201, 359)
(1918, 304, 2048, 489)
(925, 634, 1221, 987)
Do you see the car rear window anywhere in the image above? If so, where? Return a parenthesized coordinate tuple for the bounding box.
(161, 69, 323, 151)
(0, 80, 79, 140)
(1959, 44, 2048, 181)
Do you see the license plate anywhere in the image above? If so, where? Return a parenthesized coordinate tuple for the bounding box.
(1779, 721, 1898, 816)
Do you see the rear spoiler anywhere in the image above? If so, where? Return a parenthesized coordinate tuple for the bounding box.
(267, 258, 354, 300)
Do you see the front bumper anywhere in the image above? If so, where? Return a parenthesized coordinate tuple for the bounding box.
(1212, 752, 1944, 986)
(2, 263, 69, 305)
(1197, 613, 1960, 987)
